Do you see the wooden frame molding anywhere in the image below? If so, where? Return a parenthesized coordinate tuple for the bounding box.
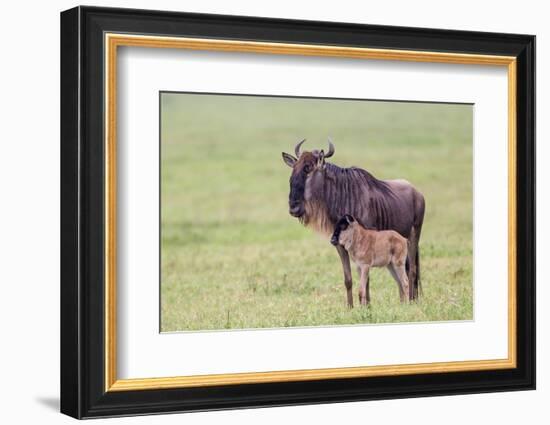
(104, 33, 517, 392)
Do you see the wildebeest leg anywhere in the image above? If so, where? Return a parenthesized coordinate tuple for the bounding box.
(414, 222, 423, 298)
(357, 265, 370, 304)
(336, 245, 353, 308)
(387, 265, 405, 302)
(358, 266, 370, 306)
(409, 193, 425, 300)
(365, 274, 371, 304)
(407, 227, 419, 300)
(394, 262, 410, 303)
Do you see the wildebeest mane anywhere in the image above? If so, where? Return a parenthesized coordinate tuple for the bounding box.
(303, 162, 398, 235)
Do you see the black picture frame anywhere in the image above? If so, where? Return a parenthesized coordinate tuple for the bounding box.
(60, 5, 535, 419)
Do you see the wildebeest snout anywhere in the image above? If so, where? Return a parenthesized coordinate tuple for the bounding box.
(289, 201, 304, 217)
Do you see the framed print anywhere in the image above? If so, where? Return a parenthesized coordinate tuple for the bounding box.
(60, 6, 535, 419)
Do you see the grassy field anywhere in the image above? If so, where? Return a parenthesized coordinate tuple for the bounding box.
(160, 93, 473, 332)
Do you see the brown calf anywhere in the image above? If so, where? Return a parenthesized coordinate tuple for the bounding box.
(330, 214, 409, 306)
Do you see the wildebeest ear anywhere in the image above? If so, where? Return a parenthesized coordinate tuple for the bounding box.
(345, 214, 355, 223)
(282, 152, 297, 167)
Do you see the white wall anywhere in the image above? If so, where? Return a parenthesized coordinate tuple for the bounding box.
(0, 0, 545, 423)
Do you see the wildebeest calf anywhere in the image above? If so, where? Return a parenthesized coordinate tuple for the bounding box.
(330, 214, 410, 305)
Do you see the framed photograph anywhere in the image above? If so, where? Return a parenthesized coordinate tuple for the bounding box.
(60, 6, 535, 419)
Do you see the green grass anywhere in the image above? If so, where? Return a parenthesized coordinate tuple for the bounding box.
(160, 93, 473, 332)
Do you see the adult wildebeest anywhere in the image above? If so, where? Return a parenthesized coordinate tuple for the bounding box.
(282, 138, 425, 307)
(330, 214, 410, 305)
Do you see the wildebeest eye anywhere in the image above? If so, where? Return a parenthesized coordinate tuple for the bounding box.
(304, 165, 311, 173)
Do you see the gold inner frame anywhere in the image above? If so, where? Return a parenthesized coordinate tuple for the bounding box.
(104, 33, 517, 392)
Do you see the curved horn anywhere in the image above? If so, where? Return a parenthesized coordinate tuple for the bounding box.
(325, 137, 335, 158)
(294, 139, 306, 158)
